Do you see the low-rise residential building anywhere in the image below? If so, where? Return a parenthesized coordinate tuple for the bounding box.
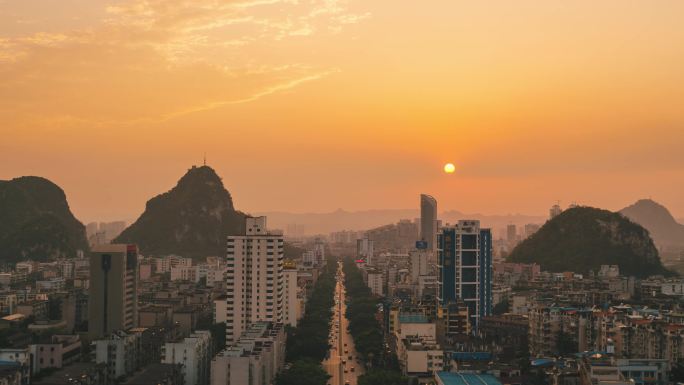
(528, 305, 594, 357)
(138, 305, 172, 328)
(36, 278, 66, 292)
(93, 331, 139, 380)
(29, 335, 82, 375)
(580, 355, 669, 385)
(397, 335, 443, 377)
(0, 362, 22, 385)
(395, 313, 437, 341)
(15, 300, 48, 321)
(480, 314, 528, 349)
(0, 348, 30, 385)
(0, 294, 17, 316)
(205, 266, 227, 288)
(162, 331, 212, 385)
(210, 322, 286, 385)
(170, 266, 199, 283)
(0, 272, 28, 288)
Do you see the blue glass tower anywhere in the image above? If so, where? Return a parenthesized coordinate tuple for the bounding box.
(438, 220, 492, 331)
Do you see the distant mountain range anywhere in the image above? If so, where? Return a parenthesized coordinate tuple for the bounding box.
(0, 176, 88, 262)
(508, 206, 671, 278)
(114, 166, 247, 258)
(619, 199, 684, 251)
(256, 209, 547, 235)
(261, 200, 684, 241)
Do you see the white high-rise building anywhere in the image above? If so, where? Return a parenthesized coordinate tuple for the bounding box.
(283, 268, 300, 327)
(221, 217, 284, 346)
(163, 331, 212, 385)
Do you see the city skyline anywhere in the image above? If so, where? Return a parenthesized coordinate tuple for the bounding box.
(1, 165, 681, 226)
(3, 2, 684, 385)
(2, 0, 684, 222)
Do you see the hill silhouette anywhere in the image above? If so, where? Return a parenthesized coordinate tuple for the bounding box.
(508, 206, 671, 278)
(0, 176, 88, 262)
(620, 199, 684, 250)
(114, 165, 246, 257)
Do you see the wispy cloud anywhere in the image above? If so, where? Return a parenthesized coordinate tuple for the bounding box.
(0, 0, 369, 129)
(161, 68, 340, 121)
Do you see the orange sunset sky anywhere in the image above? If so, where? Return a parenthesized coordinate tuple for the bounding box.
(1, 0, 683, 223)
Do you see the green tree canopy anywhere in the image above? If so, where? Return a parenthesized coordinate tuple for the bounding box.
(358, 369, 408, 385)
(275, 358, 331, 385)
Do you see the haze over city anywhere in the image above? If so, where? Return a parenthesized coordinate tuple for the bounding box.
(2, 0, 684, 223)
(3, 2, 684, 385)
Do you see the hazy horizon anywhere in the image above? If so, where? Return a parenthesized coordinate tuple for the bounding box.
(1, 164, 682, 225)
(2, 165, 675, 228)
(2, 1, 684, 223)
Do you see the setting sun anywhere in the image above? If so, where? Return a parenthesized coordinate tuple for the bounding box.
(444, 163, 456, 174)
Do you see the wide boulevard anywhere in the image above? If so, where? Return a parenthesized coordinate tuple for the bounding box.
(323, 261, 366, 385)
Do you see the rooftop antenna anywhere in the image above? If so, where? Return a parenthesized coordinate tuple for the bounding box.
(203, 152, 206, 166)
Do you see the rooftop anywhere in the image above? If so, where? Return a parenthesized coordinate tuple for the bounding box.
(436, 372, 501, 385)
(399, 313, 429, 324)
(451, 352, 493, 361)
(1, 314, 26, 322)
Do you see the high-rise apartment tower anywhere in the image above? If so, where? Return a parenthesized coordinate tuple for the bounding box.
(89, 244, 139, 338)
(219, 217, 284, 346)
(438, 220, 492, 331)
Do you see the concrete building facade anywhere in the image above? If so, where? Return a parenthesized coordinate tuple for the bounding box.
(438, 220, 493, 331)
(420, 194, 438, 251)
(210, 322, 286, 385)
(88, 244, 139, 339)
(220, 217, 284, 345)
(163, 331, 212, 385)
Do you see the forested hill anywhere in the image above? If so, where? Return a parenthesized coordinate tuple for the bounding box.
(508, 206, 672, 278)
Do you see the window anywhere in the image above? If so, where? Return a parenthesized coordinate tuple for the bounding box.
(461, 251, 477, 265)
(461, 234, 477, 249)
